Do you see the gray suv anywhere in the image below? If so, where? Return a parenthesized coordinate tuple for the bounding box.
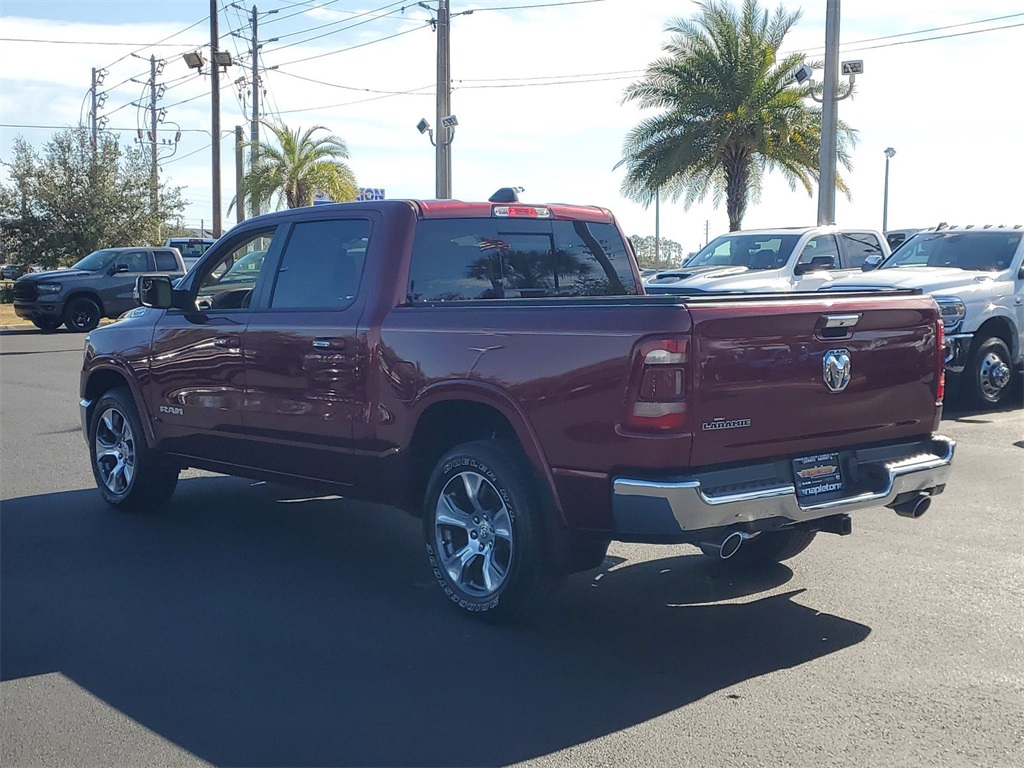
(13, 247, 185, 332)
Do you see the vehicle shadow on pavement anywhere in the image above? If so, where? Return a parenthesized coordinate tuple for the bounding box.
(2, 477, 871, 767)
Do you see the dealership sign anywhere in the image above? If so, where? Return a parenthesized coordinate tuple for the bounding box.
(313, 187, 386, 205)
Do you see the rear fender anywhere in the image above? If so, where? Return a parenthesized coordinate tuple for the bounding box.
(412, 380, 566, 526)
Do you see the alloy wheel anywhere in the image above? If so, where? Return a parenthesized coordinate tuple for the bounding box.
(94, 406, 136, 495)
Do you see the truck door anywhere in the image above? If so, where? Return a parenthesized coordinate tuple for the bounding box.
(791, 235, 846, 291)
(241, 215, 374, 486)
(147, 227, 280, 463)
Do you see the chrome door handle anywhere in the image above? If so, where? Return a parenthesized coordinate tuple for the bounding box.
(313, 338, 346, 350)
(213, 335, 241, 349)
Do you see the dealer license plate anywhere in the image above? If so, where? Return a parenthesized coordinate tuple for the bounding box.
(792, 452, 844, 498)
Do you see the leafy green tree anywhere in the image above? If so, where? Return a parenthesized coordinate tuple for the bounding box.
(236, 122, 357, 213)
(618, 0, 856, 231)
(0, 128, 185, 267)
(630, 235, 685, 269)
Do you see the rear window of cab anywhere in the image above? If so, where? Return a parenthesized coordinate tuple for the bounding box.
(407, 218, 636, 303)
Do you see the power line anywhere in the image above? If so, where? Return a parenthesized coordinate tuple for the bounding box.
(270, 0, 410, 46)
(274, 68, 428, 94)
(102, 16, 209, 70)
(271, 21, 430, 67)
(275, 83, 434, 114)
(795, 11, 1024, 54)
(0, 37, 203, 47)
(458, 0, 605, 12)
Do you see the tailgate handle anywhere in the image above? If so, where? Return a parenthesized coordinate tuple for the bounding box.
(823, 314, 861, 329)
(819, 313, 861, 339)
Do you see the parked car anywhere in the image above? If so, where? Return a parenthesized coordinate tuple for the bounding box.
(826, 224, 1024, 408)
(645, 226, 890, 294)
(80, 199, 953, 621)
(1, 264, 23, 280)
(165, 237, 216, 270)
(13, 246, 185, 332)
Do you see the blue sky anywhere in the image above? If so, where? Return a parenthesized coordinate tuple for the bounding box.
(2, 0, 1023, 250)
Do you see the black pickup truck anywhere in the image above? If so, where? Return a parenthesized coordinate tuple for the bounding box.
(14, 246, 185, 332)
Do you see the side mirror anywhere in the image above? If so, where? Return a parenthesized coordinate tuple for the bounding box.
(862, 254, 884, 272)
(109, 263, 130, 275)
(136, 275, 173, 308)
(1018, 265, 1024, 280)
(794, 255, 835, 275)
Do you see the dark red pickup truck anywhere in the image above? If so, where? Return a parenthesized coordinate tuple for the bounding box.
(80, 199, 955, 620)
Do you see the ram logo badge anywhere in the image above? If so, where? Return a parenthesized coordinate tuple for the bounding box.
(159, 405, 184, 416)
(823, 349, 852, 393)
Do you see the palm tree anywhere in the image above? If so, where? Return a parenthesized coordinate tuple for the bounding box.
(237, 122, 358, 213)
(617, 0, 856, 231)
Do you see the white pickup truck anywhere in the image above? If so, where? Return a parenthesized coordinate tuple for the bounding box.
(827, 225, 1024, 408)
(644, 226, 890, 294)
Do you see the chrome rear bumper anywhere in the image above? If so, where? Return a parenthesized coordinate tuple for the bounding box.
(612, 435, 955, 539)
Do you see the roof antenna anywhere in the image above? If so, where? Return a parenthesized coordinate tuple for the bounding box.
(489, 187, 523, 203)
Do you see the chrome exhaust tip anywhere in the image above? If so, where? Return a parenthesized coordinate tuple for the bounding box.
(700, 531, 748, 560)
(894, 493, 931, 519)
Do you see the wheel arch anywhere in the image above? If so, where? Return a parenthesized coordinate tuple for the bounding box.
(972, 315, 1018, 359)
(82, 362, 155, 447)
(63, 289, 106, 317)
(406, 381, 565, 526)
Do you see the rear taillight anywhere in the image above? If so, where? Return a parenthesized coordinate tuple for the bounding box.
(936, 319, 945, 403)
(624, 336, 689, 432)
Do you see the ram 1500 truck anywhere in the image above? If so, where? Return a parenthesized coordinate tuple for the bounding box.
(79, 200, 955, 620)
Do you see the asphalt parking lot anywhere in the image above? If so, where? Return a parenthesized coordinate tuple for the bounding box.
(1, 327, 1021, 768)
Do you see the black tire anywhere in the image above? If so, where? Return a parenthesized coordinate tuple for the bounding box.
(700, 529, 817, 568)
(89, 387, 178, 512)
(63, 296, 102, 333)
(962, 336, 1013, 409)
(31, 317, 63, 332)
(423, 440, 561, 621)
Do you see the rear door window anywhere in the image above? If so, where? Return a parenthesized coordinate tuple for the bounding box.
(154, 250, 179, 271)
(269, 219, 371, 309)
(407, 218, 635, 302)
(839, 232, 884, 268)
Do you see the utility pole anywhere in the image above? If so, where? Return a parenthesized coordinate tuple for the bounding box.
(882, 147, 896, 233)
(705, 220, 710, 245)
(90, 68, 99, 150)
(235, 126, 245, 225)
(248, 5, 260, 217)
(150, 55, 159, 216)
(817, 0, 840, 226)
(436, 0, 451, 198)
(211, 0, 223, 237)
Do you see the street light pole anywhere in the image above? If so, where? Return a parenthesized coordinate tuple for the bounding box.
(210, 0, 222, 237)
(882, 147, 896, 233)
(817, 0, 840, 226)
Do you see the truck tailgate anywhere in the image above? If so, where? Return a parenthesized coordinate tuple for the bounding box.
(686, 294, 941, 467)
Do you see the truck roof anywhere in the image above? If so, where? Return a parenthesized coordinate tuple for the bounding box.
(414, 200, 615, 223)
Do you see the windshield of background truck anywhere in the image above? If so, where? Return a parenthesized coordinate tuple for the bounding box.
(882, 231, 1022, 271)
(684, 234, 800, 269)
(71, 249, 119, 271)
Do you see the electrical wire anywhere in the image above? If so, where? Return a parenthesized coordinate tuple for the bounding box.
(275, 83, 434, 114)
(271, 22, 430, 67)
(274, 69, 428, 94)
(270, 0, 410, 46)
(102, 16, 209, 70)
(0, 37, 202, 47)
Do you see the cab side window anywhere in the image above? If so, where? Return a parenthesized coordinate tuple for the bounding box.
(118, 251, 151, 272)
(195, 229, 277, 311)
(154, 250, 179, 271)
(269, 219, 371, 310)
(797, 235, 840, 270)
(839, 233, 884, 269)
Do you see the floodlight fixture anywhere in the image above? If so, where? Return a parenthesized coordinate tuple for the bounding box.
(416, 118, 431, 134)
(441, 114, 458, 128)
(183, 50, 206, 70)
(213, 51, 233, 68)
